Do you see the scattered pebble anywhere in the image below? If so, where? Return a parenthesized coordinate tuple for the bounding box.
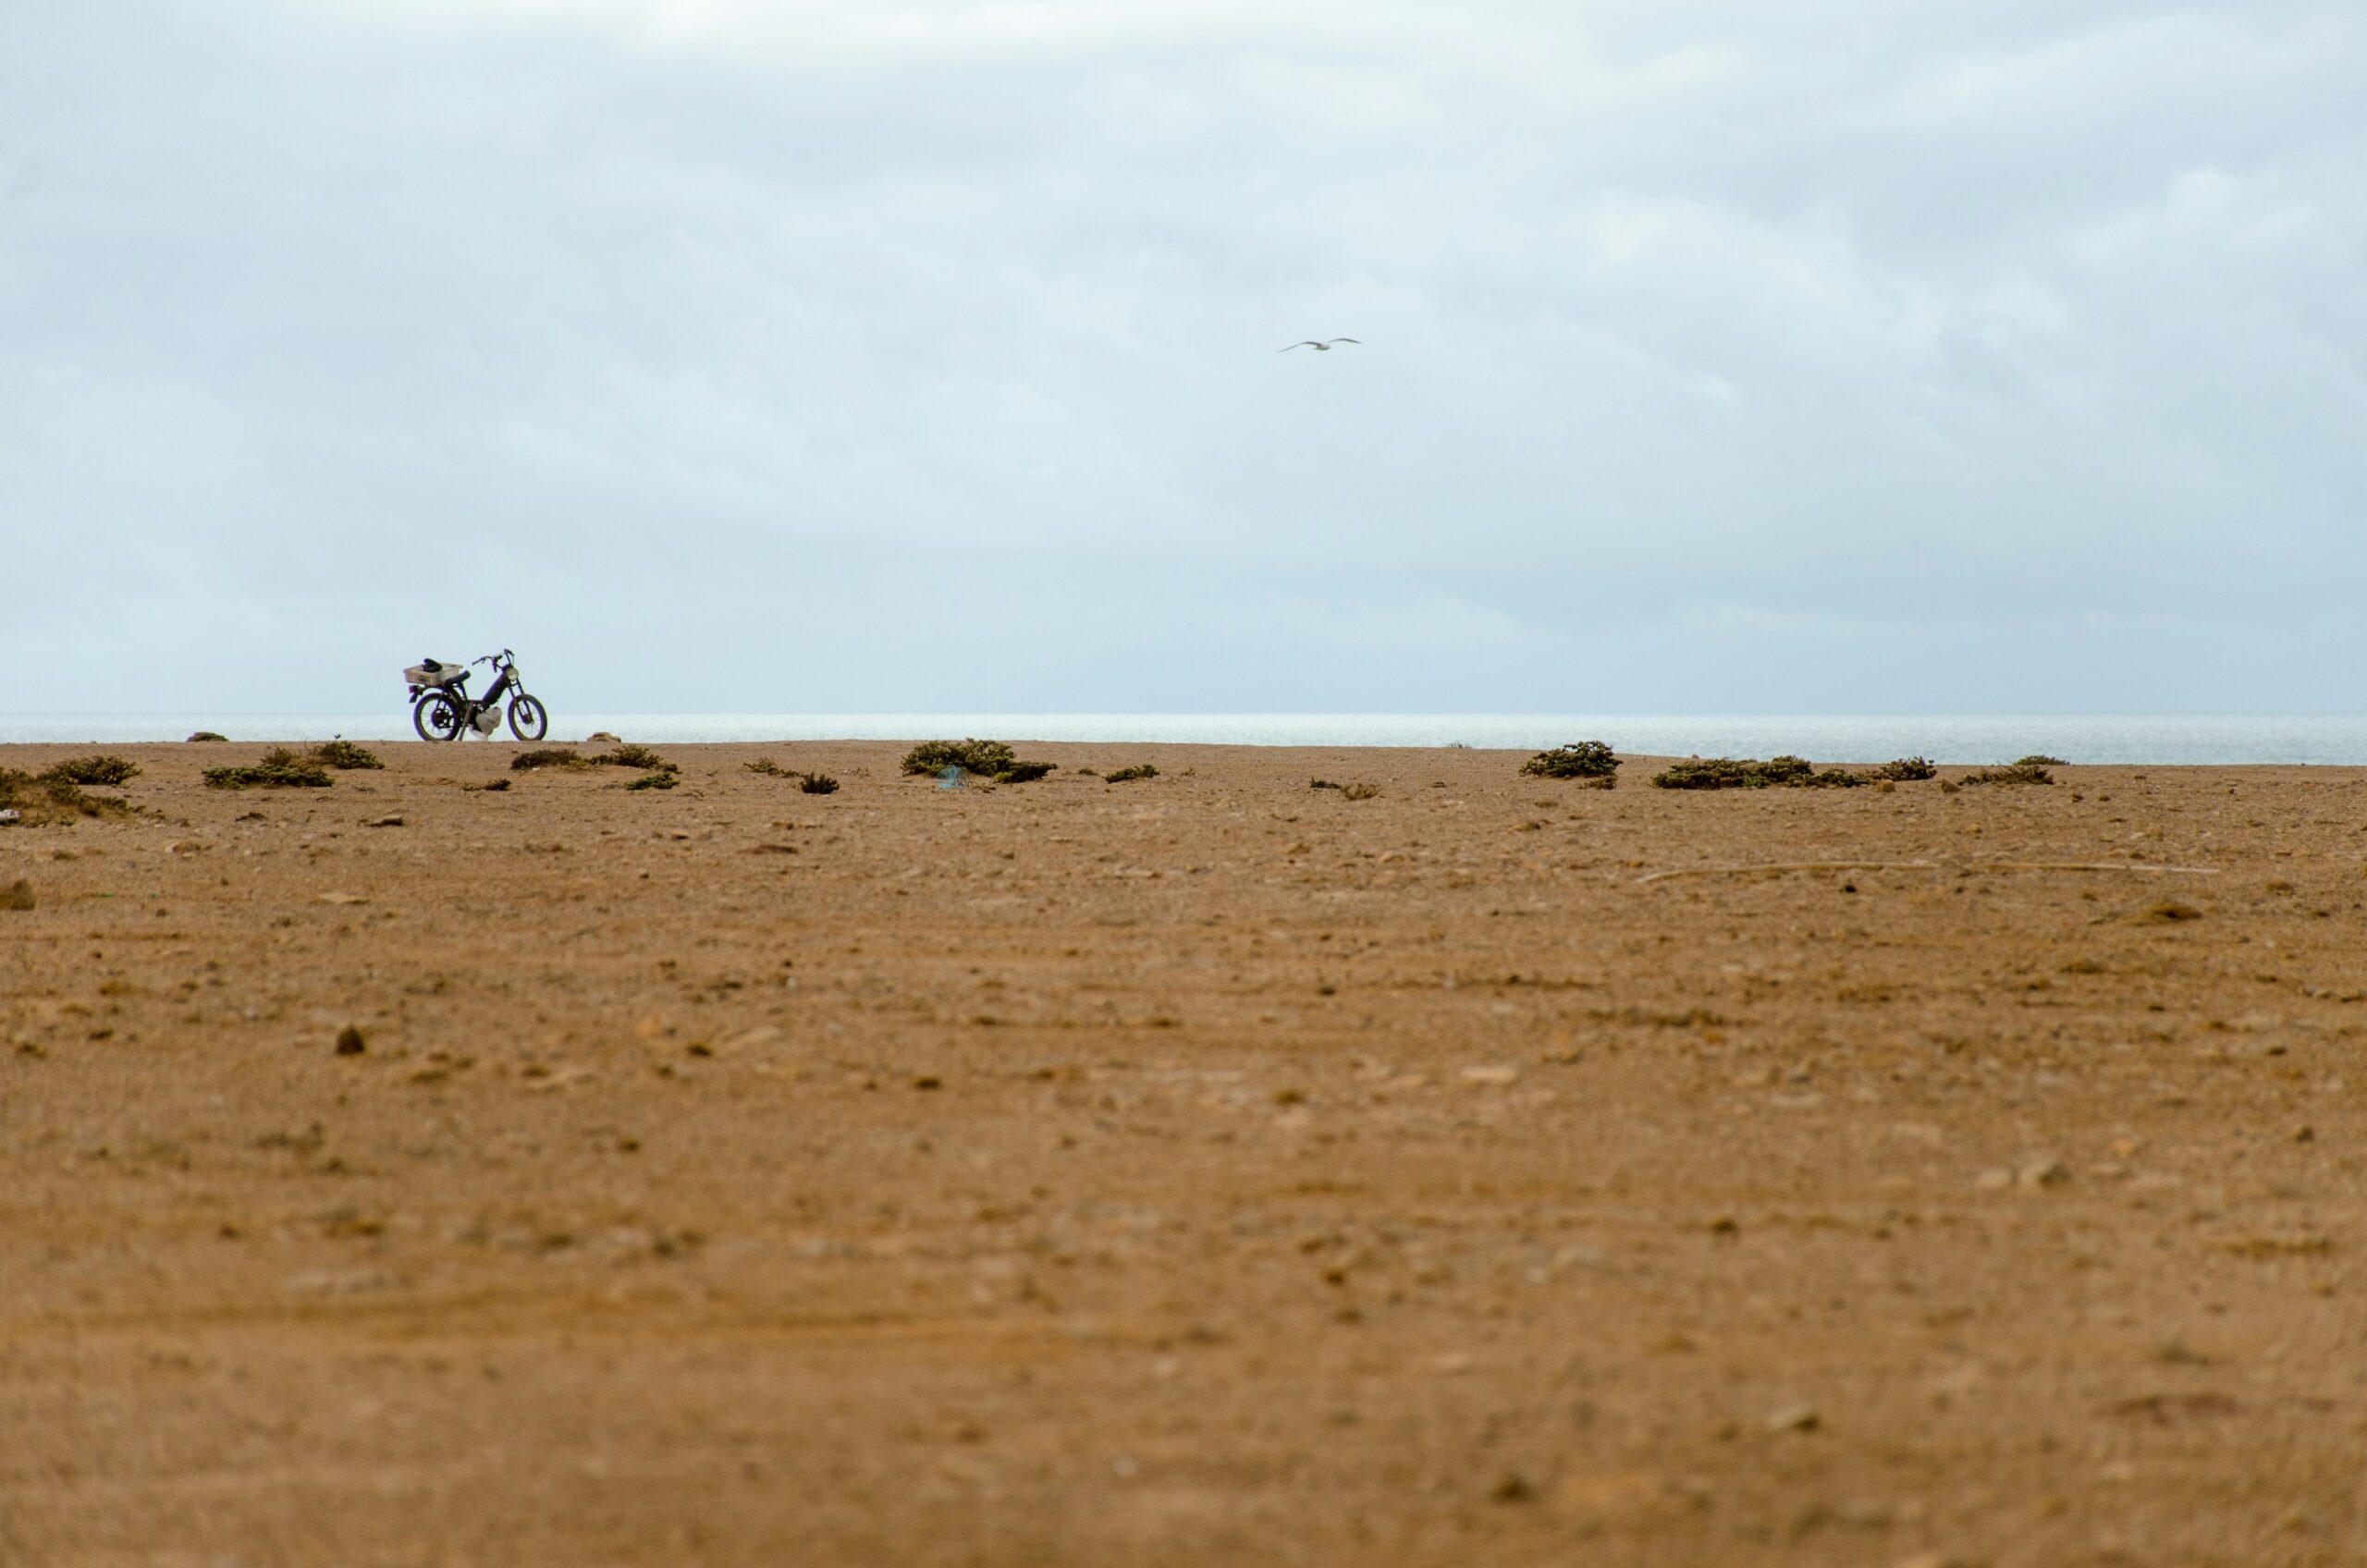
(335, 1025, 367, 1056)
(1765, 1403, 1821, 1433)
(2017, 1158, 2071, 1191)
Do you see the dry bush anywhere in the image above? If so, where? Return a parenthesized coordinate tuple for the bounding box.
(1961, 763, 2054, 787)
(202, 748, 332, 790)
(1521, 741, 1620, 780)
(43, 755, 141, 787)
(902, 740, 1017, 778)
(594, 744, 676, 773)
(311, 741, 384, 771)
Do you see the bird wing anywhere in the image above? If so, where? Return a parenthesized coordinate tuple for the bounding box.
(1279, 341, 1322, 351)
(1327, 337, 1361, 345)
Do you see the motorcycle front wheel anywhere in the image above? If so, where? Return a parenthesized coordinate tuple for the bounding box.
(508, 694, 548, 742)
(413, 687, 466, 742)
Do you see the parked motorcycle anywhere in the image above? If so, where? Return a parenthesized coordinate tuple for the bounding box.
(405, 649, 548, 741)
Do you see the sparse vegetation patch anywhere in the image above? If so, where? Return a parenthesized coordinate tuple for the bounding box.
(623, 772, 679, 791)
(1652, 755, 1810, 790)
(202, 748, 334, 790)
(1653, 753, 1945, 790)
(1961, 763, 2054, 787)
(511, 748, 586, 772)
(748, 755, 846, 792)
(995, 763, 1055, 784)
(2016, 754, 2068, 767)
(1339, 782, 1380, 801)
(2, 769, 138, 824)
(593, 744, 676, 773)
(902, 740, 1018, 778)
(186, 731, 227, 742)
(42, 755, 141, 787)
(311, 741, 384, 771)
(1521, 741, 1621, 780)
(1103, 765, 1159, 784)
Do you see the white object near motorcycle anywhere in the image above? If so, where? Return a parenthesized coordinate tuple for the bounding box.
(471, 708, 502, 733)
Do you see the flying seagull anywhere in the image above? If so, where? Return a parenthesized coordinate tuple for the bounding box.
(1280, 337, 1361, 352)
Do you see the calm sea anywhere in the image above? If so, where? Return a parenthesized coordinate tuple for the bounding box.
(6, 713, 2367, 766)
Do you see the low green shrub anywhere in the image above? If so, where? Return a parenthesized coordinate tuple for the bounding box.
(623, 772, 679, 791)
(594, 743, 676, 773)
(995, 763, 1055, 784)
(797, 772, 840, 795)
(1310, 778, 1340, 790)
(186, 731, 228, 743)
(1870, 756, 1937, 781)
(2015, 753, 2068, 768)
(311, 740, 384, 771)
(511, 748, 585, 772)
(1653, 756, 1800, 790)
(1961, 763, 2054, 787)
(43, 755, 141, 787)
(1652, 754, 1897, 790)
(1, 769, 136, 823)
(902, 739, 1018, 778)
(1103, 764, 1159, 784)
(1521, 741, 1620, 780)
(203, 748, 333, 790)
(745, 757, 786, 776)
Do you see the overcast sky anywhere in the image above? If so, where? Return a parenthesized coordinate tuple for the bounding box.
(4, 1, 2361, 714)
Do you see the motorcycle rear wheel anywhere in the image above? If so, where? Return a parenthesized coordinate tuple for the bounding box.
(413, 687, 466, 742)
(508, 694, 548, 742)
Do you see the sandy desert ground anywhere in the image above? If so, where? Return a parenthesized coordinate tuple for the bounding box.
(3, 738, 2365, 1567)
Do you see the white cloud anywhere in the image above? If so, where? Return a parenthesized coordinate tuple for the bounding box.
(5, 0, 2363, 711)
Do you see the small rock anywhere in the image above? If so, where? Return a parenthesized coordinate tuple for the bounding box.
(2293, 1125, 2316, 1144)
(1461, 1064, 1519, 1086)
(334, 1025, 367, 1056)
(2017, 1158, 2071, 1191)
(0, 808, 19, 826)
(319, 891, 368, 905)
(1765, 1403, 1821, 1433)
(0, 879, 33, 911)
(365, 815, 404, 828)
